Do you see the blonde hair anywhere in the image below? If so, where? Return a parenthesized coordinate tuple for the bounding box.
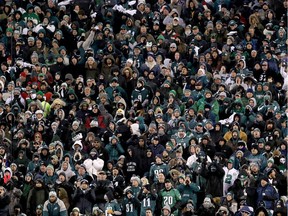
(51, 98, 66, 109)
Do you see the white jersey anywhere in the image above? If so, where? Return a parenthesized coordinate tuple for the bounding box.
(223, 167, 239, 195)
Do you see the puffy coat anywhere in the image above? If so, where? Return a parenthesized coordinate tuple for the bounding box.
(83, 156, 104, 176)
(43, 198, 67, 216)
(257, 182, 279, 210)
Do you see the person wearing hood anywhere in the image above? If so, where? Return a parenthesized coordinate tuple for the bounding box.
(115, 96, 127, 114)
(266, 167, 287, 197)
(262, 119, 278, 142)
(127, 122, 143, 145)
(57, 186, 71, 213)
(134, 136, 148, 166)
(113, 108, 128, 126)
(83, 148, 104, 177)
(38, 144, 50, 164)
(254, 206, 269, 216)
(85, 104, 106, 130)
(27, 152, 41, 173)
(131, 77, 150, 109)
(103, 121, 118, 145)
(111, 66, 127, 90)
(13, 143, 30, 173)
(257, 92, 280, 119)
(27, 178, 49, 215)
(56, 161, 76, 182)
(68, 120, 86, 150)
(123, 146, 140, 183)
(70, 140, 86, 165)
(100, 54, 117, 81)
(273, 198, 287, 216)
(42, 191, 67, 216)
(163, 8, 185, 27)
(197, 196, 216, 216)
(105, 135, 125, 163)
(22, 4, 40, 25)
(197, 89, 219, 120)
(246, 97, 258, 115)
(84, 56, 99, 81)
(111, 165, 125, 199)
(13, 10, 26, 29)
(2, 166, 12, 185)
(20, 172, 34, 213)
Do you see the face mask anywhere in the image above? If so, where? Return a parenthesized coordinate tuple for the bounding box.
(280, 158, 286, 164)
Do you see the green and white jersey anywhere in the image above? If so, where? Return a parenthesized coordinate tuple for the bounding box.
(223, 167, 239, 195)
(140, 193, 157, 216)
(160, 188, 181, 215)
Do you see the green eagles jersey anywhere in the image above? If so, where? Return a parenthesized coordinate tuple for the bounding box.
(122, 197, 141, 216)
(140, 193, 157, 216)
(149, 163, 169, 183)
(160, 188, 181, 215)
(104, 201, 122, 214)
(131, 88, 149, 103)
(177, 183, 200, 206)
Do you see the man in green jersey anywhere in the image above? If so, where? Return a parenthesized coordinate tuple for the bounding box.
(158, 179, 181, 215)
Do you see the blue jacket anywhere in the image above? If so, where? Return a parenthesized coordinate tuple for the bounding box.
(43, 198, 67, 216)
(257, 182, 279, 210)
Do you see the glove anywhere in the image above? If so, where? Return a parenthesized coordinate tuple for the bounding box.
(107, 209, 114, 214)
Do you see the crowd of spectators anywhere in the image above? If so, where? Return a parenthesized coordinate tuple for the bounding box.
(0, 0, 286, 215)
